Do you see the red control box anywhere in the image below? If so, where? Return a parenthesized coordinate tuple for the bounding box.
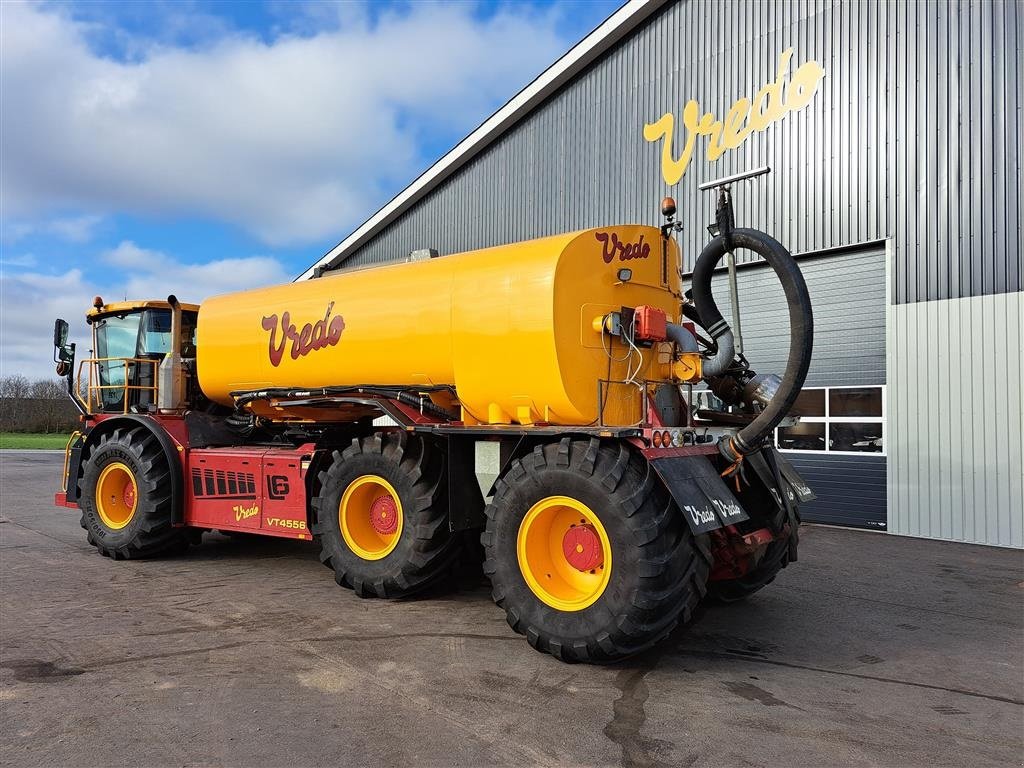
(634, 305, 668, 342)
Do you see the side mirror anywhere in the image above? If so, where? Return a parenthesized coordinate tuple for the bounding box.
(54, 318, 69, 348)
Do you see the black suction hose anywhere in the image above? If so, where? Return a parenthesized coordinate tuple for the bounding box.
(690, 228, 813, 461)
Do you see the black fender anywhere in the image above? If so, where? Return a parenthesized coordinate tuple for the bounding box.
(79, 415, 185, 525)
(64, 434, 86, 504)
(647, 454, 750, 534)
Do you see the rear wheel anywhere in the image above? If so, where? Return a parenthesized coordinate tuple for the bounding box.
(482, 438, 711, 663)
(708, 537, 792, 603)
(312, 432, 460, 598)
(79, 427, 189, 558)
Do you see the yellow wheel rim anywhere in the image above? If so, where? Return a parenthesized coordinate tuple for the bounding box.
(517, 495, 612, 612)
(339, 475, 404, 560)
(96, 462, 138, 530)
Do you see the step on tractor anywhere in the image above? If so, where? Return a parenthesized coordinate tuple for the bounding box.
(53, 168, 814, 663)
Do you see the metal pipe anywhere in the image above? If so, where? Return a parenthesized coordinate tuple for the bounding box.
(698, 165, 771, 191)
(665, 322, 699, 353)
(158, 294, 184, 411)
(725, 249, 744, 356)
(167, 295, 182, 359)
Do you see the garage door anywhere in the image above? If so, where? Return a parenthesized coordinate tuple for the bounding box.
(705, 243, 887, 529)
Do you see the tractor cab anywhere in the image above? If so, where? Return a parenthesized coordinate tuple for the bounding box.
(53, 296, 199, 415)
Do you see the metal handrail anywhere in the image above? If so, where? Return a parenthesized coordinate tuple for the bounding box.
(61, 430, 82, 492)
(77, 357, 160, 414)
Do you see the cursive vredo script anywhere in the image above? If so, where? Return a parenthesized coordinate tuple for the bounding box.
(596, 231, 651, 264)
(643, 49, 825, 185)
(261, 302, 345, 367)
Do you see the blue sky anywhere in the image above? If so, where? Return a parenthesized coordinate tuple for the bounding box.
(0, 0, 620, 379)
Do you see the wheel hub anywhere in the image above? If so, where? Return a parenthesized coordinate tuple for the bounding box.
(95, 462, 138, 530)
(339, 475, 404, 561)
(562, 524, 604, 571)
(369, 493, 399, 535)
(516, 496, 612, 612)
(122, 482, 136, 510)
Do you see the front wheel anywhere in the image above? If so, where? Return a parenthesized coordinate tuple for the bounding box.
(482, 438, 711, 663)
(79, 427, 189, 558)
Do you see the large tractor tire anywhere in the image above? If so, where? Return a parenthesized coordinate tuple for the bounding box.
(312, 432, 460, 598)
(79, 427, 189, 559)
(707, 537, 792, 603)
(482, 438, 711, 663)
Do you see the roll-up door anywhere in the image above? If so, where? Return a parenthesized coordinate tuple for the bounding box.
(703, 243, 887, 529)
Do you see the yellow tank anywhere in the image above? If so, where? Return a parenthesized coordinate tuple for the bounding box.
(196, 226, 684, 426)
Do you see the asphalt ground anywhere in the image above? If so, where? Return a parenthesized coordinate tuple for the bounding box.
(1, 451, 1022, 768)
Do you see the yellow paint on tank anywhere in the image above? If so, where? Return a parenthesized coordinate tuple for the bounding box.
(196, 226, 683, 426)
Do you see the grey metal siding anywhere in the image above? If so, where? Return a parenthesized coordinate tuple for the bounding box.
(335, 0, 1021, 304)
(894, 0, 1022, 303)
(709, 244, 887, 528)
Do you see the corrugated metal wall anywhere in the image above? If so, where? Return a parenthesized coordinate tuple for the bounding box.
(337, 0, 1021, 305)
(894, 0, 1022, 303)
(888, 292, 1023, 548)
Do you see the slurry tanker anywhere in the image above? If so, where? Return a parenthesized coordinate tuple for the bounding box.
(53, 169, 814, 662)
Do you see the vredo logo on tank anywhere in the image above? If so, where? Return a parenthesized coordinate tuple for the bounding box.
(595, 231, 651, 264)
(261, 302, 345, 367)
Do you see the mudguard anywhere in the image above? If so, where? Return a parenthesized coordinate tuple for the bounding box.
(63, 434, 85, 504)
(745, 448, 816, 508)
(648, 455, 749, 534)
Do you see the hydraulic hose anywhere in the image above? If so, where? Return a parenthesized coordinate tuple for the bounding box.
(396, 390, 460, 422)
(690, 228, 813, 461)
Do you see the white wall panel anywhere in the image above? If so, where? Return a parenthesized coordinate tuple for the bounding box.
(887, 291, 1024, 548)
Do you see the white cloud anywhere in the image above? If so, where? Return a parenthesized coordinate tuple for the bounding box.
(0, 241, 289, 380)
(47, 215, 105, 243)
(2, 214, 104, 245)
(100, 240, 288, 301)
(0, 1, 568, 246)
(0, 252, 37, 268)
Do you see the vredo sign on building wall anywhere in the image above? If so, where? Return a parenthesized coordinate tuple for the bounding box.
(643, 49, 826, 185)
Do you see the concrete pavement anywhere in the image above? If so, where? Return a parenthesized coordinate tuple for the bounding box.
(1, 451, 1022, 767)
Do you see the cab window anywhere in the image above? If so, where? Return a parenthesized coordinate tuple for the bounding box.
(92, 307, 195, 411)
(94, 313, 143, 410)
(140, 310, 173, 355)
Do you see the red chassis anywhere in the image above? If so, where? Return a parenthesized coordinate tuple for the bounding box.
(56, 398, 787, 574)
(55, 414, 314, 541)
